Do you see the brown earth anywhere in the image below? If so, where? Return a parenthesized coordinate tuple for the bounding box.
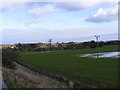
(3, 63, 70, 88)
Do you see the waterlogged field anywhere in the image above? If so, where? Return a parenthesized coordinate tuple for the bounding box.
(18, 45, 118, 87)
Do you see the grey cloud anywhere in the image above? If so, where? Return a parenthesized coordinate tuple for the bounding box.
(56, 2, 85, 11)
(86, 15, 117, 23)
(0, 2, 50, 12)
(56, 2, 116, 11)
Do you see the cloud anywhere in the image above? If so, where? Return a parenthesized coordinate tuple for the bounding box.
(24, 18, 44, 26)
(56, 1, 117, 11)
(85, 5, 118, 23)
(28, 4, 57, 16)
(0, 1, 49, 12)
(0, 2, 31, 12)
(2, 23, 117, 44)
(0, 0, 119, 2)
(1, 1, 118, 13)
(1, 0, 118, 12)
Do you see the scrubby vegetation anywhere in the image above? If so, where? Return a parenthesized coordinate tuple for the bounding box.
(2, 48, 19, 69)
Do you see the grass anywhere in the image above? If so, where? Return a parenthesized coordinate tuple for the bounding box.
(18, 45, 119, 87)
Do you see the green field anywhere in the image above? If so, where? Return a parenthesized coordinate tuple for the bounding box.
(18, 45, 118, 87)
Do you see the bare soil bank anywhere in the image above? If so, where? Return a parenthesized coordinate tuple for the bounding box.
(3, 65, 68, 88)
(3, 61, 95, 88)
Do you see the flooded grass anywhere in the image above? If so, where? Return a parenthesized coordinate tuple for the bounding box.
(80, 51, 119, 58)
(18, 45, 118, 87)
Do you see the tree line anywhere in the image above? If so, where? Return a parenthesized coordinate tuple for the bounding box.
(14, 40, 120, 51)
(2, 40, 119, 69)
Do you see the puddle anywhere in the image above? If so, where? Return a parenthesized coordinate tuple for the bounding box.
(80, 52, 120, 58)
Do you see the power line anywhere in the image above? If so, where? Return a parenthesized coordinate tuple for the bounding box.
(48, 39, 52, 47)
(95, 35, 100, 43)
(95, 35, 100, 59)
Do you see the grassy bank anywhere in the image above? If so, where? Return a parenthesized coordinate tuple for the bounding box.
(18, 45, 119, 87)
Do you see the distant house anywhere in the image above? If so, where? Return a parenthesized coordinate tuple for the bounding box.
(0, 44, 16, 49)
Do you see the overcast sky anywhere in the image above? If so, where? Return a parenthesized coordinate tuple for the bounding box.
(0, 0, 119, 44)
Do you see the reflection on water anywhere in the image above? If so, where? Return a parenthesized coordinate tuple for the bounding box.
(80, 52, 120, 58)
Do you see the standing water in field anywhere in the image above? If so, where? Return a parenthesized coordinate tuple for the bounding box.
(80, 52, 120, 58)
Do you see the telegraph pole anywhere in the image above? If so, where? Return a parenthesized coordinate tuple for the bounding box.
(48, 39, 52, 47)
(95, 35, 100, 58)
(95, 35, 100, 47)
